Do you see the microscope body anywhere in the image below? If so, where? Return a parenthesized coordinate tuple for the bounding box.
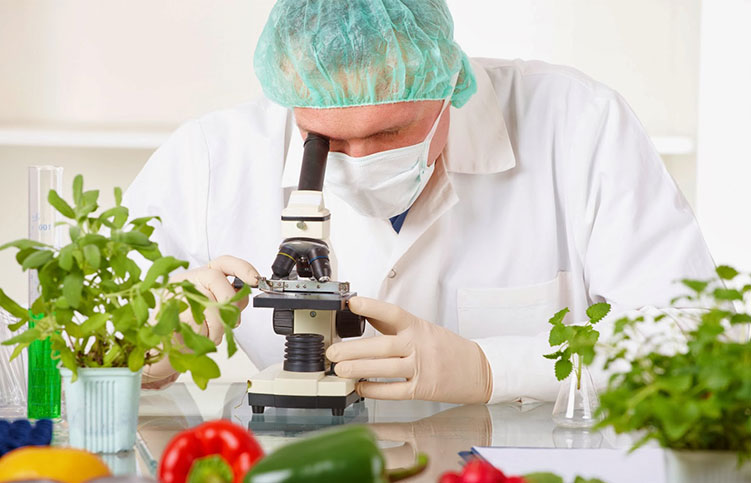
(249, 134, 365, 417)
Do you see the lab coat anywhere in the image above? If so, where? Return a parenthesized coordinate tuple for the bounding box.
(123, 58, 715, 404)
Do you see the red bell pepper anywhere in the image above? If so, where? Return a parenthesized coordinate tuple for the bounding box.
(439, 459, 527, 483)
(158, 420, 264, 483)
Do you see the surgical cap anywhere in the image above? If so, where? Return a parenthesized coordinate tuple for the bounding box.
(254, 0, 477, 109)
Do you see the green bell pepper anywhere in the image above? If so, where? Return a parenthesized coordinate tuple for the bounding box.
(243, 425, 428, 483)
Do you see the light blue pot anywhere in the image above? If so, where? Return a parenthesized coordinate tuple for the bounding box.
(61, 367, 142, 453)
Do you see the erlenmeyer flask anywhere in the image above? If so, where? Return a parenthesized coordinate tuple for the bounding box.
(551, 355, 599, 428)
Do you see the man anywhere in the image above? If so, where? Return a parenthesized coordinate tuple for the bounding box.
(124, 0, 715, 403)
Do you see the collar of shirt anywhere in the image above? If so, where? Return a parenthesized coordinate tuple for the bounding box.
(280, 59, 516, 188)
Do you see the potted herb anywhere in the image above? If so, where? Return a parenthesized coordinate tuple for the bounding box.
(0, 175, 250, 453)
(594, 266, 751, 482)
(544, 303, 611, 428)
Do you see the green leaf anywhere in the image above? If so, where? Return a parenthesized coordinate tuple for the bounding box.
(131, 294, 149, 323)
(82, 189, 99, 207)
(549, 323, 573, 346)
(543, 351, 562, 360)
(0, 288, 29, 320)
(713, 288, 743, 301)
(0, 239, 48, 252)
(83, 244, 101, 269)
(682, 279, 709, 293)
(154, 299, 179, 336)
(72, 174, 83, 206)
(58, 245, 75, 270)
(80, 313, 109, 334)
(110, 252, 127, 278)
(103, 343, 123, 366)
(99, 206, 129, 229)
(47, 190, 76, 218)
(142, 256, 189, 291)
(128, 348, 145, 372)
(63, 320, 83, 339)
(69, 225, 81, 242)
(62, 271, 84, 308)
(227, 284, 251, 304)
(548, 307, 569, 326)
(168, 351, 190, 373)
(187, 355, 220, 390)
(225, 329, 237, 358)
(730, 313, 751, 324)
(1, 328, 41, 346)
(21, 250, 53, 270)
(187, 297, 206, 326)
(179, 323, 217, 356)
(114, 186, 123, 206)
(524, 473, 564, 483)
(122, 231, 150, 247)
(219, 305, 241, 328)
(716, 265, 739, 280)
(586, 302, 611, 323)
(555, 358, 573, 381)
(138, 326, 161, 348)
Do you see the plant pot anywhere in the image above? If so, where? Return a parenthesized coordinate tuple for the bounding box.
(60, 367, 142, 453)
(665, 449, 751, 483)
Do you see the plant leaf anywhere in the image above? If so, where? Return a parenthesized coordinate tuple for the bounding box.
(21, 250, 53, 270)
(543, 351, 562, 360)
(548, 307, 569, 326)
(586, 302, 611, 323)
(681, 279, 709, 293)
(131, 294, 149, 323)
(47, 190, 76, 218)
(179, 323, 217, 356)
(142, 256, 189, 291)
(72, 174, 83, 206)
(114, 186, 122, 206)
(58, 245, 74, 270)
(225, 329, 237, 358)
(128, 348, 145, 372)
(549, 323, 572, 346)
(0, 239, 48, 252)
(154, 299, 179, 336)
(83, 244, 101, 269)
(0, 288, 29, 320)
(62, 271, 84, 308)
(80, 313, 109, 334)
(2, 328, 41, 346)
(524, 473, 564, 483)
(138, 326, 161, 348)
(716, 265, 739, 280)
(227, 284, 251, 304)
(713, 288, 743, 301)
(554, 358, 573, 381)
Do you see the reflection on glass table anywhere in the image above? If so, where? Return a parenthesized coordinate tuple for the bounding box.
(128, 383, 624, 482)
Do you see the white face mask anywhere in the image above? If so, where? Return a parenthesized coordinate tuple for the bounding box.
(324, 97, 451, 219)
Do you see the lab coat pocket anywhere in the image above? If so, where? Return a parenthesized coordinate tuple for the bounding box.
(457, 272, 572, 340)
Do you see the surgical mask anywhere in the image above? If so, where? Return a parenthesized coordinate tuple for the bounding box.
(324, 97, 451, 219)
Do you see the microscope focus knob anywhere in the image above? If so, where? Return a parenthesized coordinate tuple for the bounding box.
(336, 309, 366, 338)
(272, 309, 295, 335)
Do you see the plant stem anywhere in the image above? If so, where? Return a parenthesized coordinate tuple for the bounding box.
(576, 355, 583, 390)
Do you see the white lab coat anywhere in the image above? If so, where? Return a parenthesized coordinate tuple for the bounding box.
(123, 58, 715, 404)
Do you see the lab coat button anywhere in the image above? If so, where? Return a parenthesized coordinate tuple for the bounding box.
(388, 269, 396, 279)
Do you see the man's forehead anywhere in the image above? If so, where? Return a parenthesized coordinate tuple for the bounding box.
(294, 100, 441, 140)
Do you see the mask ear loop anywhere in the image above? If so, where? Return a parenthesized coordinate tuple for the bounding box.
(425, 73, 460, 141)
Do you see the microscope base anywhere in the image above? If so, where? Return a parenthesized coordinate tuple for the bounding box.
(248, 363, 361, 416)
(247, 391, 362, 417)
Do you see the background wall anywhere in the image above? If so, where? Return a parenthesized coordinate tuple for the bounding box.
(1, 0, 746, 381)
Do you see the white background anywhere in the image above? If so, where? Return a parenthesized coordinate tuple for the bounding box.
(0, 1, 748, 381)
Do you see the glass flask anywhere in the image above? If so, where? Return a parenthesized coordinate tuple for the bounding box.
(551, 355, 599, 428)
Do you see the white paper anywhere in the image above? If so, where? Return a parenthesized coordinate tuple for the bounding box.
(471, 447, 666, 483)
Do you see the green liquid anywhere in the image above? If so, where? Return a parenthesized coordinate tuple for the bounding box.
(26, 322, 61, 419)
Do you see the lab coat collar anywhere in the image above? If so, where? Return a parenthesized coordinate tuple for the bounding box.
(281, 58, 516, 187)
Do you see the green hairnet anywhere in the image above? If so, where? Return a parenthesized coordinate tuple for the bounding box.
(254, 0, 477, 109)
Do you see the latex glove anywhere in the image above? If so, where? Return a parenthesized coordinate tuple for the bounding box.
(326, 296, 493, 404)
(141, 255, 259, 389)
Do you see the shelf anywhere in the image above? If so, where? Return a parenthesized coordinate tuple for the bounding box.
(0, 125, 174, 150)
(651, 136, 695, 156)
(0, 125, 696, 156)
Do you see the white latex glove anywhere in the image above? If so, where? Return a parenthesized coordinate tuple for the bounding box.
(326, 296, 493, 404)
(141, 255, 259, 389)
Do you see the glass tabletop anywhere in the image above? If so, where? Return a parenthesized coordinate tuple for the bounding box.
(90, 382, 627, 482)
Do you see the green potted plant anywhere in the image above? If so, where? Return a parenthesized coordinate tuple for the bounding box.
(0, 175, 250, 453)
(544, 303, 611, 428)
(595, 266, 751, 482)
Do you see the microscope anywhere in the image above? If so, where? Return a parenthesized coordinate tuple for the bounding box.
(246, 133, 365, 417)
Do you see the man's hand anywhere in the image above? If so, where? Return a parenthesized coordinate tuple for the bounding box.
(326, 296, 493, 404)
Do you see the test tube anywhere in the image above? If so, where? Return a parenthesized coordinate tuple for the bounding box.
(26, 166, 62, 419)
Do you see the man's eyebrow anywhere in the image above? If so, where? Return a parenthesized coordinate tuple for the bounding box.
(296, 119, 414, 140)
